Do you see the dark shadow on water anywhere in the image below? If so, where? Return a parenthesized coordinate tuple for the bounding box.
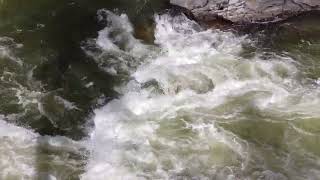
(0, 0, 168, 178)
(32, 2, 115, 179)
(27, 0, 168, 179)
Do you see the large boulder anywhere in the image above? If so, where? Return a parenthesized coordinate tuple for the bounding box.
(170, 0, 320, 23)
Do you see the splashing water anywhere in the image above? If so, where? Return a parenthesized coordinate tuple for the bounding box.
(1, 7, 320, 180)
(82, 11, 320, 180)
(83, 9, 158, 77)
(0, 116, 87, 180)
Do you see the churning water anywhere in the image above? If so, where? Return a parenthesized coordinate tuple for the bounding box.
(82, 11, 320, 180)
(1, 4, 320, 180)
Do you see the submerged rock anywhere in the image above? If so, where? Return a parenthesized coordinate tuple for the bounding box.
(170, 0, 320, 23)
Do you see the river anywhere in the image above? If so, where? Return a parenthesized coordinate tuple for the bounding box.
(0, 0, 320, 179)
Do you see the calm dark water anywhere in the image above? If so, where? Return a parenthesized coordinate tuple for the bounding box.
(0, 0, 320, 179)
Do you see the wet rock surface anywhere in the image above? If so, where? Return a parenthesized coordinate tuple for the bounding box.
(170, 0, 320, 23)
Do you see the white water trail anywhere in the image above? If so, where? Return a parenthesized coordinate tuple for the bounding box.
(0, 34, 89, 180)
(83, 9, 157, 76)
(83, 11, 320, 180)
(0, 116, 86, 180)
(0, 117, 38, 179)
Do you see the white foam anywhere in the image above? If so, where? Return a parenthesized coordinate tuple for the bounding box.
(83, 12, 320, 179)
(0, 116, 86, 179)
(0, 117, 37, 179)
(0, 37, 23, 66)
(54, 95, 80, 110)
(83, 10, 158, 76)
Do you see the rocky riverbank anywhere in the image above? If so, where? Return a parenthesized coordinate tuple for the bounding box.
(170, 0, 320, 23)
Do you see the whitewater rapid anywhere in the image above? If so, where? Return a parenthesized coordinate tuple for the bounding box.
(1, 9, 320, 180)
(0, 37, 86, 179)
(82, 10, 320, 180)
(0, 116, 86, 179)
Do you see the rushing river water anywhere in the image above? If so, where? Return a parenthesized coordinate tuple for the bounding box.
(1, 0, 320, 179)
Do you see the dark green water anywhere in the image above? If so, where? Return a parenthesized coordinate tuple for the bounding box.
(0, 1, 168, 179)
(0, 0, 320, 179)
(0, 0, 167, 138)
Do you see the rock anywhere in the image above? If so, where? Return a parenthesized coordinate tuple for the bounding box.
(170, 0, 320, 23)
